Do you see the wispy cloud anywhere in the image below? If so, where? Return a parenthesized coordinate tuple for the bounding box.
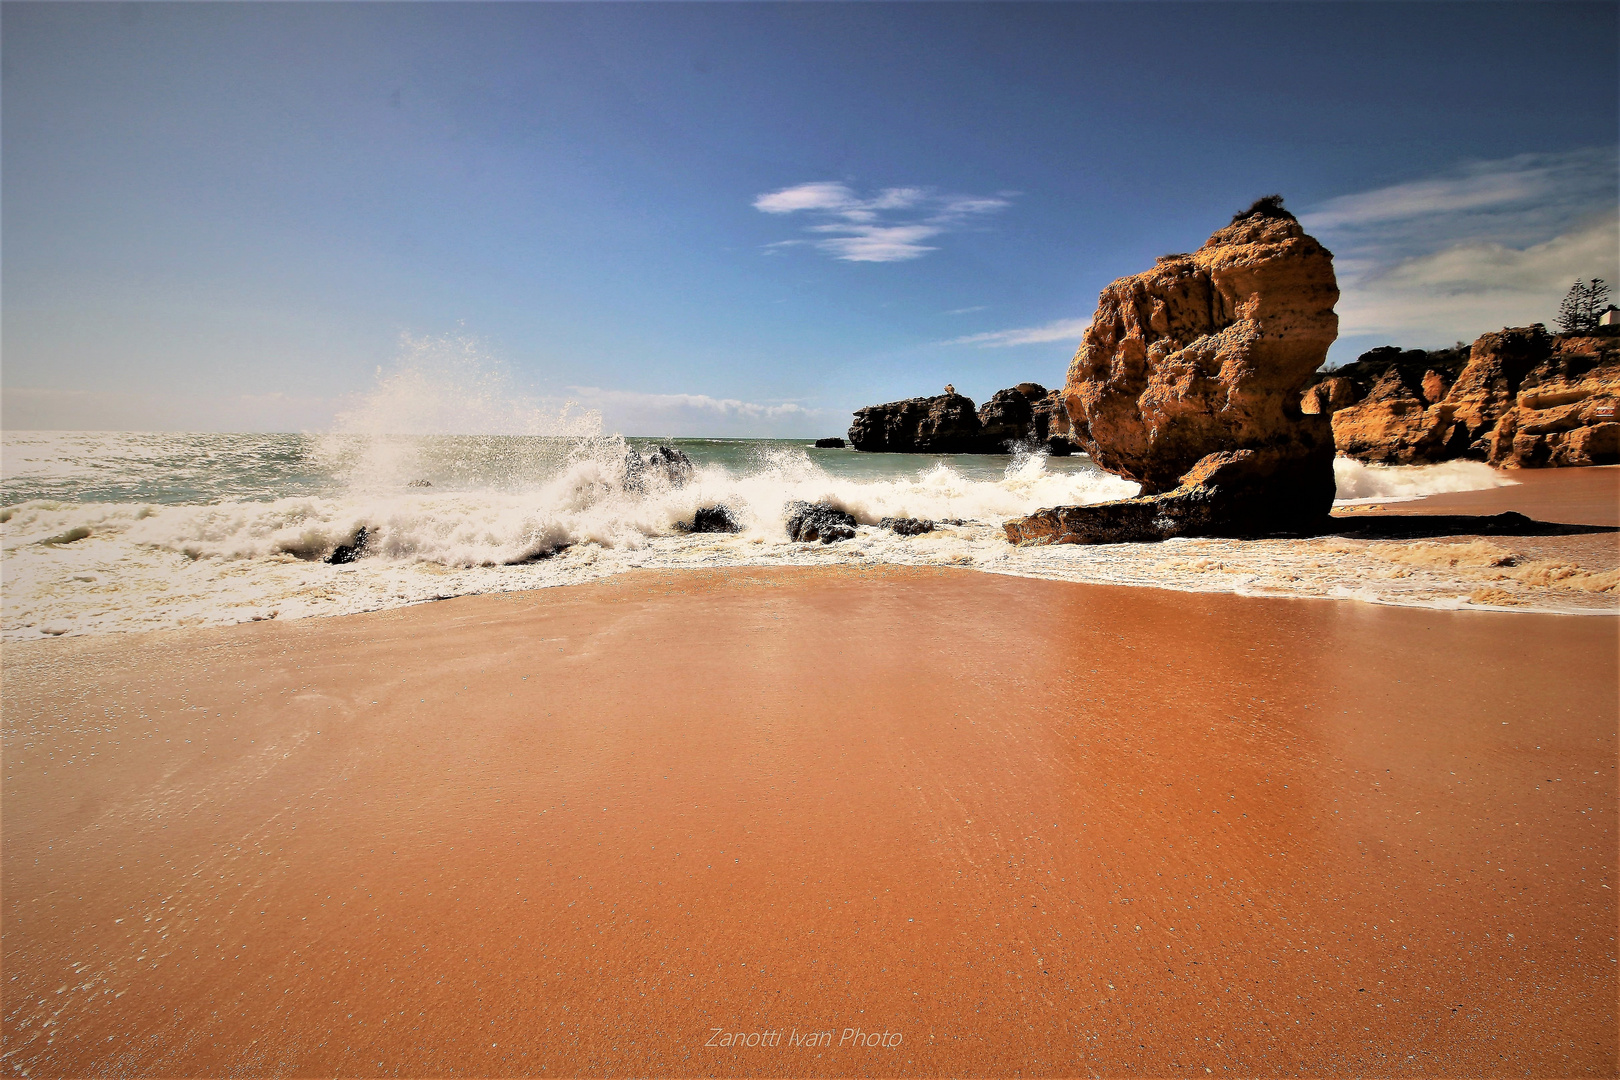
(1302, 148, 1620, 349)
(753, 182, 1013, 262)
(945, 305, 987, 315)
(566, 387, 828, 437)
(945, 317, 1090, 348)
(1332, 212, 1619, 340)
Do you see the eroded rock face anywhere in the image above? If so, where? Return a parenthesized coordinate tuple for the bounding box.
(1008, 203, 1339, 544)
(848, 385, 1067, 453)
(1321, 326, 1619, 467)
(1484, 330, 1620, 467)
(847, 393, 982, 452)
(1329, 365, 1470, 464)
(1030, 388, 1079, 454)
(1061, 211, 1339, 499)
(976, 384, 1046, 449)
(1300, 376, 1358, 415)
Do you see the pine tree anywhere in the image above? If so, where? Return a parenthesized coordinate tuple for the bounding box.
(1556, 279, 1610, 333)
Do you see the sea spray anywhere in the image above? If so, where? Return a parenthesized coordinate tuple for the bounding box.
(1333, 458, 1517, 503)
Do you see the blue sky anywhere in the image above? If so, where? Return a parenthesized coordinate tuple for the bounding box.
(4, 2, 1617, 436)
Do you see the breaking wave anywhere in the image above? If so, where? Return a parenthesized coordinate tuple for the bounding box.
(1332, 457, 1518, 504)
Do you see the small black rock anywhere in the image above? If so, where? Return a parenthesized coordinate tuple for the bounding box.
(785, 501, 857, 543)
(879, 516, 935, 536)
(680, 505, 743, 534)
(813, 437, 846, 449)
(328, 526, 369, 564)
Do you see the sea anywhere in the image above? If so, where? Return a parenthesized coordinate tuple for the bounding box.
(10, 421, 1601, 640)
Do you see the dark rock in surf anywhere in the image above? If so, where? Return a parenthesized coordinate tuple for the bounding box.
(328, 526, 369, 564)
(814, 437, 847, 449)
(624, 446, 694, 490)
(879, 516, 935, 536)
(785, 501, 857, 543)
(680, 505, 743, 534)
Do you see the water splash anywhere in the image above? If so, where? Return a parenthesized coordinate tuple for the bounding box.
(317, 334, 609, 493)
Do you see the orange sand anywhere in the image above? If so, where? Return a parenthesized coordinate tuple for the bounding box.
(1347, 463, 1620, 527)
(3, 567, 1616, 1076)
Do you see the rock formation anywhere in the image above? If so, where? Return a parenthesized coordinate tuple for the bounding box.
(327, 526, 369, 564)
(785, 502, 856, 543)
(879, 516, 934, 536)
(847, 383, 1076, 453)
(976, 384, 1046, 447)
(1308, 326, 1619, 467)
(679, 505, 742, 534)
(1030, 389, 1079, 454)
(1006, 198, 1340, 544)
(1482, 330, 1620, 467)
(813, 437, 846, 449)
(848, 392, 983, 452)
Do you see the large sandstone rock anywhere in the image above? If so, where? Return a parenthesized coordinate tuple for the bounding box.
(1060, 204, 1339, 498)
(1008, 199, 1340, 544)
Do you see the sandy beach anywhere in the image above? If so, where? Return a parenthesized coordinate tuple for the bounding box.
(4, 470, 1616, 1078)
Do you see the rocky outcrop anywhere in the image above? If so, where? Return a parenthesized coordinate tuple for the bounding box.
(1029, 388, 1080, 454)
(1484, 330, 1620, 467)
(1008, 199, 1340, 544)
(848, 392, 983, 453)
(785, 502, 856, 543)
(976, 384, 1046, 447)
(813, 437, 846, 449)
(1316, 326, 1619, 467)
(848, 383, 1075, 453)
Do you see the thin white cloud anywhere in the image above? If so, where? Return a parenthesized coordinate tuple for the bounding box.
(565, 386, 828, 437)
(946, 305, 987, 315)
(753, 181, 1013, 263)
(945, 317, 1091, 348)
(1304, 168, 1548, 230)
(1303, 148, 1619, 350)
(570, 387, 816, 420)
(1334, 212, 1619, 341)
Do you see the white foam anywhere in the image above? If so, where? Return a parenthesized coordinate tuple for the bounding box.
(1333, 457, 1516, 504)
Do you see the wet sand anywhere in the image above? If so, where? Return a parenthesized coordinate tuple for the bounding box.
(3, 564, 1615, 1077)
(1339, 463, 1619, 527)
